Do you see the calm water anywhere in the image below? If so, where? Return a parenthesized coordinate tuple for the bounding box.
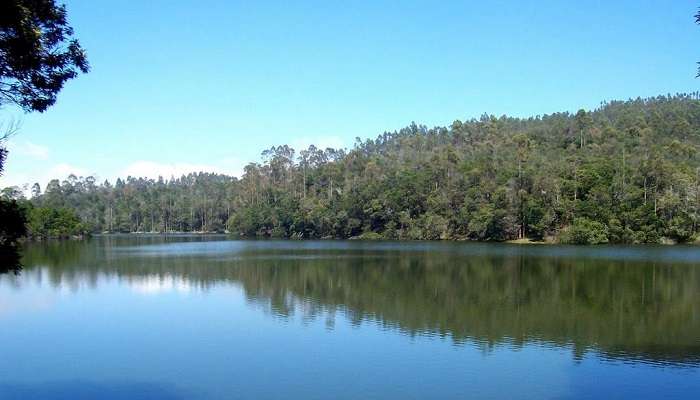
(1, 236, 699, 399)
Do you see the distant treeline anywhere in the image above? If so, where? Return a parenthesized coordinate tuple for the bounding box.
(6, 94, 700, 244)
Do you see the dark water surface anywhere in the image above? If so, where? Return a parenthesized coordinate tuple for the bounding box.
(1, 236, 699, 399)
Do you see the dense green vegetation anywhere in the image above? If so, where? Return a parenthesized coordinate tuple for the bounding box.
(1, 188, 86, 239)
(8, 94, 700, 244)
(0, 0, 88, 252)
(25, 205, 88, 239)
(0, 199, 26, 246)
(28, 173, 236, 233)
(0, 0, 89, 113)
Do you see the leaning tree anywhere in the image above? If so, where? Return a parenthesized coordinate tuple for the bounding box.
(0, 1, 88, 252)
(0, 0, 89, 172)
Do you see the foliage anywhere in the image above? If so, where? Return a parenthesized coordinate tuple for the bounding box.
(0, 0, 89, 112)
(354, 231, 383, 240)
(25, 204, 88, 239)
(0, 199, 28, 246)
(0, 191, 27, 273)
(11, 94, 700, 244)
(0, 246, 22, 275)
(0, 146, 6, 176)
(697, 8, 700, 77)
(665, 216, 696, 243)
(0, 1, 87, 246)
(29, 173, 236, 234)
(559, 218, 609, 245)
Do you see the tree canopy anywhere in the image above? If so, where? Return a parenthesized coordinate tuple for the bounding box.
(0, 1, 87, 252)
(0, 0, 89, 112)
(11, 93, 700, 244)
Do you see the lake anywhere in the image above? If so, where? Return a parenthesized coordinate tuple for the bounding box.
(1, 236, 699, 399)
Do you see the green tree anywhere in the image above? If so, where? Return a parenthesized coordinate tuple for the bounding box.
(0, 0, 89, 112)
(10, 94, 700, 245)
(1, 1, 88, 248)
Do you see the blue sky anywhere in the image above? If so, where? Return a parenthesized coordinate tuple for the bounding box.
(2, 0, 699, 190)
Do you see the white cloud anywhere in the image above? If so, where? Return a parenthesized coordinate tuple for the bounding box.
(290, 135, 347, 152)
(130, 275, 192, 295)
(46, 163, 89, 180)
(118, 158, 245, 181)
(6, 140, 49, 160)
(1, 157, 247, 195)
(21, 141, 49, 160)
(0, 162, 89, 196)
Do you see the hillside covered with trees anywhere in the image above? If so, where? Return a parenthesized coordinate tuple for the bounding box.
(10, 94, 700, 244)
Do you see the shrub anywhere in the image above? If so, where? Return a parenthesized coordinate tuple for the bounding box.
(560, 218, 609, 245)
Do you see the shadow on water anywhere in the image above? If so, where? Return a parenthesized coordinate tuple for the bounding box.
(0, 381, 187, 400)
(0, 245, 22, 275)
(14, 236, 700, 367)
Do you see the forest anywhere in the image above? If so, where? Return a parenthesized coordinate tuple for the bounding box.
(5, 93, 700, 244)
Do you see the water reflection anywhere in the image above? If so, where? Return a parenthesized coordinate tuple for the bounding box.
(12, 237, 700, 367)
(0, 245, 22, 275)
(129, 275, 193, 295)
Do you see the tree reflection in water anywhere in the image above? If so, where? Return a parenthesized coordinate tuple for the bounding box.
(14, 237, 700, 367)
(0, 245, 22, 275)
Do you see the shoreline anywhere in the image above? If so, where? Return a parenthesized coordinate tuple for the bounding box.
(24, 232, 700, 246)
